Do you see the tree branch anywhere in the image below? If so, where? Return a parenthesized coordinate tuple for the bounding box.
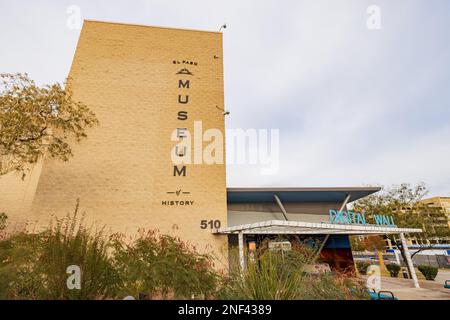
(18, 126, 48, 142)
(410, 244, 437, 259)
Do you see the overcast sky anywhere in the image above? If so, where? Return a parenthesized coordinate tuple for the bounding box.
(1, 0, 449, 197)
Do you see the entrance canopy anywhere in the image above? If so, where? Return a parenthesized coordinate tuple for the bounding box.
(214, 219, 422, 236)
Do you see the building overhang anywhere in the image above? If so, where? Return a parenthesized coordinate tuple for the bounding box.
(214, 220, 422, 236)
(227, 187, 381, 204)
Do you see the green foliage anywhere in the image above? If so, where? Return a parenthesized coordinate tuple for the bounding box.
(355, 261, 370, 275)
(0, 73, 99, 177)
(111, 231, 219, 299)
(301, 273, 369, 300)
(350, 235, 385, 252)
(0, 202, 119, 299)
(418, 265, 438, 280)
(386, 264, 401, 277)
(0, 232, 42, 299)
(218, 249, 306, 300)
(217, 247, 368, 300)
(0, 212, 7, 231)
(39, 204, 119, 299)
(0, 206, 370, 300)
(0, 204, 220, 300)
(352, 183, 450, 242)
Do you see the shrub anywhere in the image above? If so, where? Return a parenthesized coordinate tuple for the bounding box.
(217, 245, 369, 300)
(218, 249, 305, 300)
(0, 203, 220, 300)
(39, 209, 119, 299)
(0, 206, 371, 300)
(386, 264, 401, 278)
(111, 230, 219, 299)
(355, 261, 370, 275)
(0, 202, 119, 299)
(0, 213, 7, 241)
(301, 273, 369, 300)
(0, 212, 7, 231)
(0, 232, 43, 299)
(418, 265, 438, 281)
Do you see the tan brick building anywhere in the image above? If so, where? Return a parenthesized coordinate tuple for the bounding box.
(420, 197, 450, 221)
(1, 20, 229, 266)
(419, 196, 450, 241)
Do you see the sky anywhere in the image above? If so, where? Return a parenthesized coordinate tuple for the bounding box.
(1, 0, 449, 197)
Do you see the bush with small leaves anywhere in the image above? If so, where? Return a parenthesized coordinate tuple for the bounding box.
(111, 230, 220, 299)
(217, 244, 369, 300)
(355, 261, 371, 275)
(0, 202, 119, 300)
(418, 265, 438, 281)
(386, 264, 401, 278)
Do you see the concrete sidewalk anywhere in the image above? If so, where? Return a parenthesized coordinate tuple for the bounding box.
(368, 270, 450, 300)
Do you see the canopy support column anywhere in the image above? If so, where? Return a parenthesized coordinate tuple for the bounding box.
(400, 232, 420, 288)
(313, 194, 351, 261)
(238, 231, 245, 272)
(274, 194, 289, 221)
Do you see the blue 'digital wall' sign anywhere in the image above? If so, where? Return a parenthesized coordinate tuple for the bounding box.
(329, 210, 396, 227)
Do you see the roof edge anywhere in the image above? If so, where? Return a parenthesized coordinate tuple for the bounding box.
(227, 187, 382, 193)
(83, 19, 222, 35)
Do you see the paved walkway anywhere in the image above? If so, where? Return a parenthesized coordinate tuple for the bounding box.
(369, 270, 450, 300)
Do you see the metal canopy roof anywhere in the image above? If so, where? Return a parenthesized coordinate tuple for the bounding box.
(214, 220, 422, 236)
(227, 187, 381, 204)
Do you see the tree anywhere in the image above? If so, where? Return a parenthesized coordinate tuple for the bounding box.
(352, 183, 450, 276)
(350, 235, 385, 252)
(352, 183, 449, 243)
(0, 73, 98, 177)
(350, 235, 387, 273)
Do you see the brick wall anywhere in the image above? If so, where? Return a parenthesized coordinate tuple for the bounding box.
(9, 21, 229, 267)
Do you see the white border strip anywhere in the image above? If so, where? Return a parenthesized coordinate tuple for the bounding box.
(214, 220, 422, 235)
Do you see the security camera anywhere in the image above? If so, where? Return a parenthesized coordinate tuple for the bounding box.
(219, 24, 227, 32)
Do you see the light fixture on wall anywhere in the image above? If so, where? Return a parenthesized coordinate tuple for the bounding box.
(216, 105, 230, 116)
